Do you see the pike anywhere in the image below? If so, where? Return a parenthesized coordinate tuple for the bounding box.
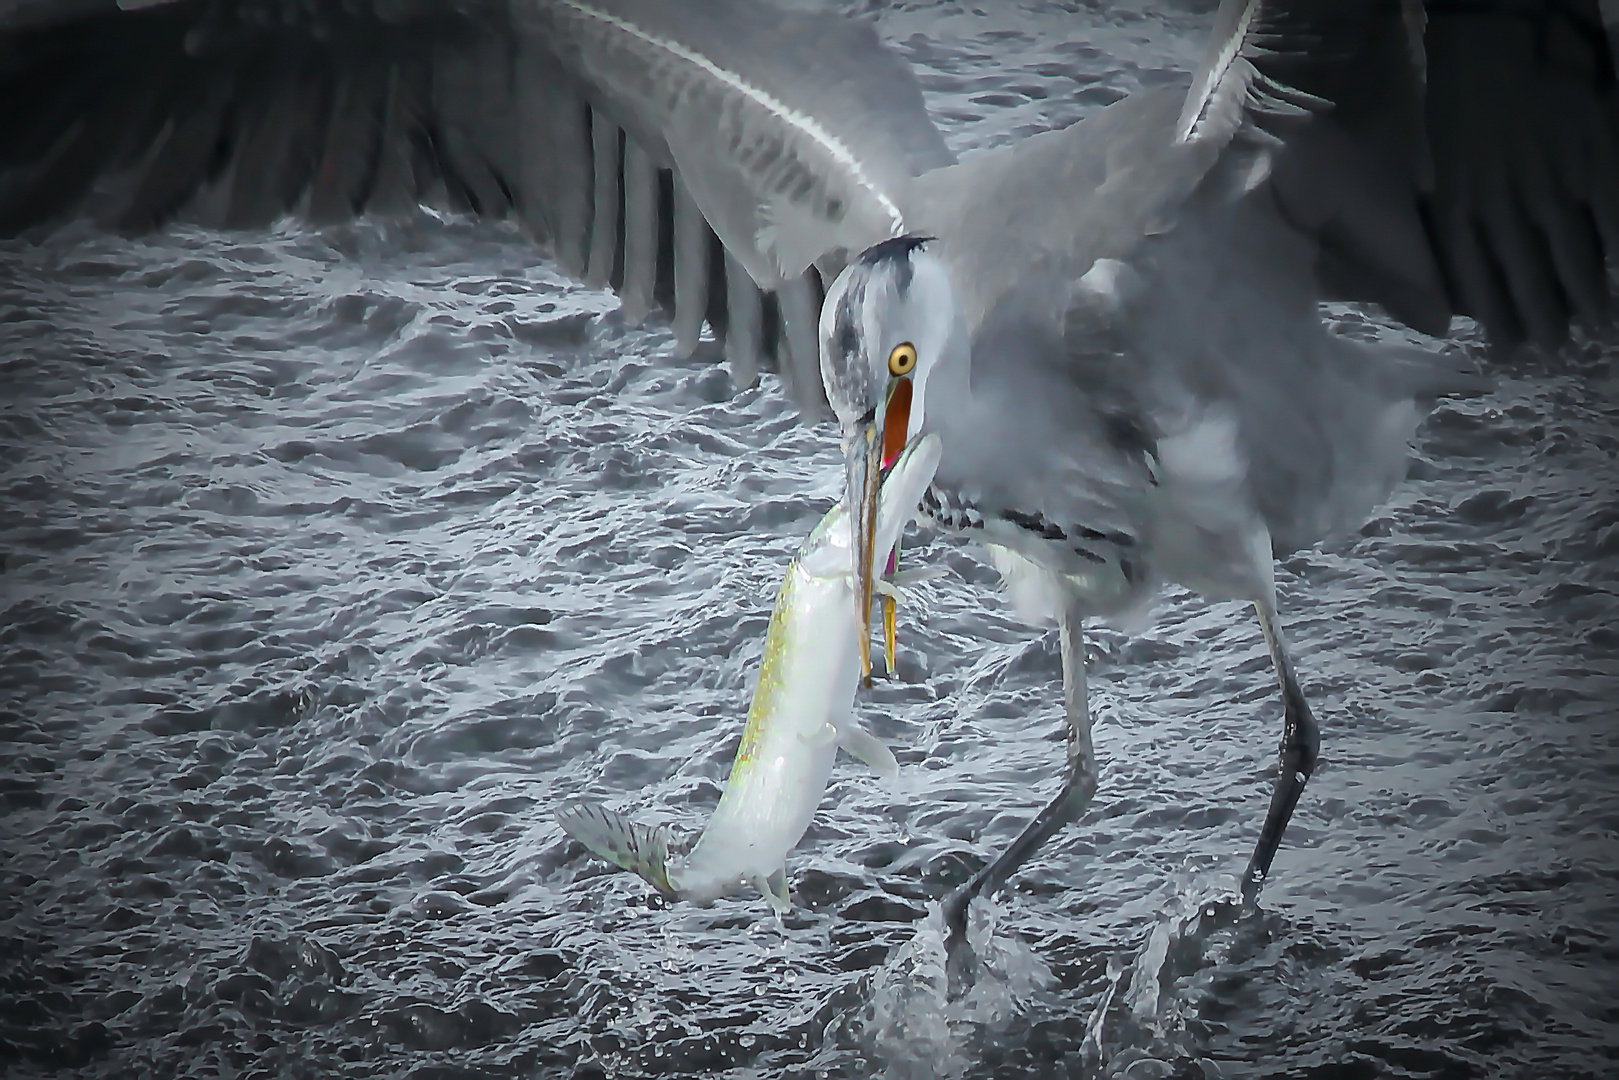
(558, 433, 943, 911)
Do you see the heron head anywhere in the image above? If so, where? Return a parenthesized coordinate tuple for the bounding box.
(818, 234, 962, 679)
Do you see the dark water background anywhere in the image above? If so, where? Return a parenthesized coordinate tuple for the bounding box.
(3, 2, 1618, 1077)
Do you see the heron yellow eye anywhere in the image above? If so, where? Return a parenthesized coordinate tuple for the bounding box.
(887, 342, 917, 377)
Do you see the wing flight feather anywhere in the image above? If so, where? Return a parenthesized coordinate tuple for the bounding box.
(0, 0, 955, 418)
(1178, 0, 1619, 351)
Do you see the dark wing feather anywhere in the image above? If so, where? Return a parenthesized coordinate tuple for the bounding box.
(1182, 0, 1619, 353)
(1420, 1, 1619, 347)
(0, 0, 955, 421)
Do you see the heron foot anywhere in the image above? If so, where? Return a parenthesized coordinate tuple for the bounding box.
(941, 886, 979, 998)
(1153, 895, 1253, 987)
(1238, 862, 1266, 911)
(942, 886, 970, 942)
(1189, 895, 1246, 941)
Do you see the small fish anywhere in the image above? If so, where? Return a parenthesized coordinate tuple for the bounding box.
(558, 433, 943, 911)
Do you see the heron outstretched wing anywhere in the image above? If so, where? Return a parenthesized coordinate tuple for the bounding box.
(1133, 0, 1619, 546)
(1179, 0, 1619, 351)
(0, 0, 955, 416)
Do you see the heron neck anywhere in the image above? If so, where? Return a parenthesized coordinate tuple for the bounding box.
(923, 302, 974, 445)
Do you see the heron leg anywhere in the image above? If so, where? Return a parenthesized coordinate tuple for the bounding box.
(942, 600, 1097, 948)
(1239, 599, 1320, 906)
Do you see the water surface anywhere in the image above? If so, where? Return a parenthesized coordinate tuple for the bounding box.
(3, 3, 1618, 1077)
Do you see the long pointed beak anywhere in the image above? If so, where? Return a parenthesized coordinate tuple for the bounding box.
(843, 415, 883, 686)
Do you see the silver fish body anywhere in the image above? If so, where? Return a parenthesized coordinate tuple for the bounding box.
(559, 432, 942, 910)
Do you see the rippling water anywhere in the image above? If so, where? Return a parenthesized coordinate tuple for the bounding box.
(4, 3, 1618, 1078)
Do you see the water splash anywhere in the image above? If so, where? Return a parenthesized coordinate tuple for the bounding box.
(850, 881, 1254, 1078)
(864, 906, 964, 1079)
(1078, 952, 1128, 1069)
(1085, 879, 1250, 1077)
(860, 899, 1053, 1079)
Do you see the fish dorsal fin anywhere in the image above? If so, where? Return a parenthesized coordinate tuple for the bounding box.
(839, 724, 899, 781)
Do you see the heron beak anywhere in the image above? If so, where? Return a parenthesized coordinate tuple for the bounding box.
(878, 378, 913, 675)
(843, 414, 883, 687)
(843, 377, 915, 686)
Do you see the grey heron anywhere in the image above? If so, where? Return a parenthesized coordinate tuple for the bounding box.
(4, 0, 1616, 962)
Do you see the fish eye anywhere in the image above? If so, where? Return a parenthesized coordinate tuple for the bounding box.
(887, 342, 917, 377)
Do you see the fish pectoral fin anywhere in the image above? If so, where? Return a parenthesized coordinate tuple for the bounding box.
(838, 724, 899, 781)
(556, 803, 679, 898)
(886, 566, 948, 590)
(872, 579, 906, 604)
(874, 567, 945, 610)
(754, 867, 791, 913)
(801, 721, 839, 748)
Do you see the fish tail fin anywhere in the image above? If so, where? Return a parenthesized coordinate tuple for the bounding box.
(557, 803, 678, 898)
